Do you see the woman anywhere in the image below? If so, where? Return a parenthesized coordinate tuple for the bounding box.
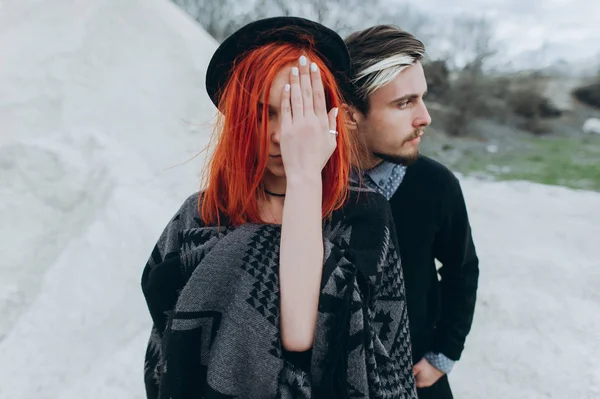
(141, 16, 417, 399)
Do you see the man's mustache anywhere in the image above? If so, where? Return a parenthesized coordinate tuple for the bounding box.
(405, 129, 425, 142)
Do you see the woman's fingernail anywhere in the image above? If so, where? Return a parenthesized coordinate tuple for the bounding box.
(292, 67, 299, 76)
(334, 108, 339, 117)
(311, 62, 318, 72)
(299, 55, 307, 66)
(285, 84, 290, 92)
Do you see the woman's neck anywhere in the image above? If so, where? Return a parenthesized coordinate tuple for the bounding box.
(262, 174, 287, 196)
(258, 194, 284, 224)
(259, 174, 286, 224)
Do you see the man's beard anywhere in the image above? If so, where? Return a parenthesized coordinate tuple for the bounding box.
(373, 129, 423, 166)
(373, 151, 419, 166)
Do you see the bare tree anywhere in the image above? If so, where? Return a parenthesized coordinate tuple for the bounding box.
(507, 72, 560, 134)
(439, 16, 498, 136)
(171, 0, 431, 43)
(376, 3, 434, 49)
(172, 0, 272, 42)
(266, 0, 368, 36)
(440, 15, 496, 71)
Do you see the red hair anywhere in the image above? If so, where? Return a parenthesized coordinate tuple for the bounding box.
(200, 39, 356, 226)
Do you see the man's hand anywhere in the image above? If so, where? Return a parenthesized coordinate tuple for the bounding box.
(413, 358, 444, 388)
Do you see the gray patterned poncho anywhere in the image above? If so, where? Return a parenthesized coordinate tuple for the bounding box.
(142, 188, 417, 399)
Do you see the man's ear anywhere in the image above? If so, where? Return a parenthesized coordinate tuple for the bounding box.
(341, 103, 363, 129)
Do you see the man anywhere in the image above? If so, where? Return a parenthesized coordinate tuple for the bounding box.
(344, 25, 480, 398)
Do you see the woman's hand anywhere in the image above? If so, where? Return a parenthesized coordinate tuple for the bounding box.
(279, 55, 338, 180)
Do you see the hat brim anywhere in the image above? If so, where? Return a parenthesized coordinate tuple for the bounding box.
(205, 16, 352, 109)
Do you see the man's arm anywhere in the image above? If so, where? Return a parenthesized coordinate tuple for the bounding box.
(431, 175, 480, 362)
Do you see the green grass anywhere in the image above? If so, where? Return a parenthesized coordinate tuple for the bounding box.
(426, 133, 600, 192)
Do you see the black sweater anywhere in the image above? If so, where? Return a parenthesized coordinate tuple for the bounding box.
(390, 156, 479, 362)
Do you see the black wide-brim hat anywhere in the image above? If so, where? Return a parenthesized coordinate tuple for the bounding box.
(205, 16, 352, 109)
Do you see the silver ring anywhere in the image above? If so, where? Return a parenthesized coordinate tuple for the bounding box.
(329, 130, 338, 136)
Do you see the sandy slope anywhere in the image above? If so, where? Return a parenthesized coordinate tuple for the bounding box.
(0, 1, 216, 397)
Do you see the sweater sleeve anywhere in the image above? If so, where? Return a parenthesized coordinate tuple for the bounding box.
(370, 218, 418, 398)
(431, 176, 479, 361)
(315, 191, 417, 398)
(344, 210, 418, 398)
(140, 194, 201, 398)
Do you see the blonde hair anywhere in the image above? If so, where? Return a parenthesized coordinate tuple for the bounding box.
(345, 25, 425, 114)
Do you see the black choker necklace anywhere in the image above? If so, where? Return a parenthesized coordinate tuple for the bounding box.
(264, 189, 285, 197)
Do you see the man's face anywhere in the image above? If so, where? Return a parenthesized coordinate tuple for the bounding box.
(353, 61, 431, 167)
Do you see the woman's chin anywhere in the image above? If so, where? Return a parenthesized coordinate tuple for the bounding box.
(265, 165, 286, 178)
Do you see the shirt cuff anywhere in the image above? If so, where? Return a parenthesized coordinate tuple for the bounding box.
(424, 351, 455, 374)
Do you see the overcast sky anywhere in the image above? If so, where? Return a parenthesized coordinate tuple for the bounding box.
(405, 0, 600, 70)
